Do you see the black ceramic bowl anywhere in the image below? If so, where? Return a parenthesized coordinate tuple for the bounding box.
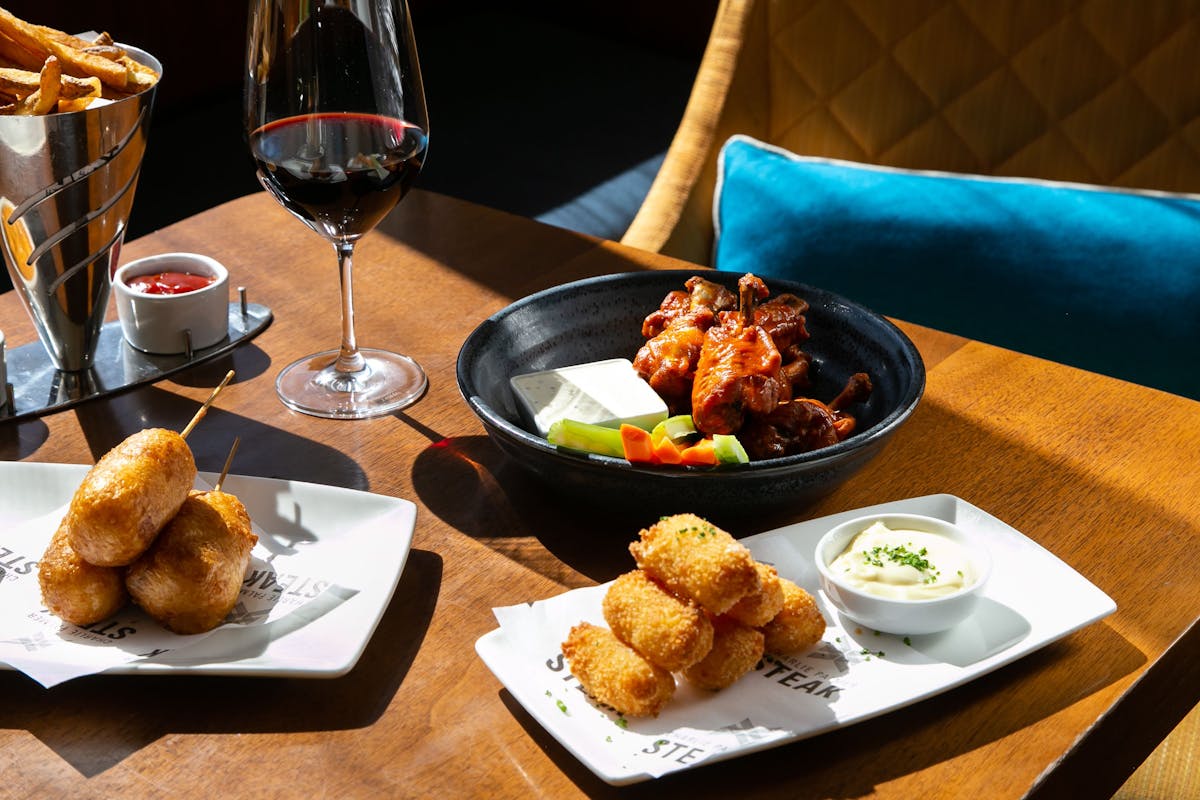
(457, 270, 924, 515)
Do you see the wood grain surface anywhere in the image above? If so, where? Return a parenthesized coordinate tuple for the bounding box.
(0, 190, 1196, 799)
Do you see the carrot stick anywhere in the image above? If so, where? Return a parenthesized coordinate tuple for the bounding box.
(620, 424, 657, 464)
(679, 438, 718, 466)
(652, 433, 682, 465)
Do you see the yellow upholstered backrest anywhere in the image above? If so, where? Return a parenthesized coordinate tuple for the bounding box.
(623, 0, 1200, 265)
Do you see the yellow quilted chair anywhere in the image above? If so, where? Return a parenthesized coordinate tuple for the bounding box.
(623, 0, 1200, 264)
(621, 1, 1199, 797)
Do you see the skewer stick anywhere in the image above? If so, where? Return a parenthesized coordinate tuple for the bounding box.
(181, 370, 235, 440)
(214, 437, 241, 493)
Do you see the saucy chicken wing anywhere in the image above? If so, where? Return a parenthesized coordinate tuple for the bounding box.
(690, 274, 791, 435)
(634, 276, 736, 413)
(739, 372, 872, 460)
(640, 276, 736, 339)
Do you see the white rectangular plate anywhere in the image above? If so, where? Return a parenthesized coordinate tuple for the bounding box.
(0, 461, 415, 678)
(475, 494, 1116, 785)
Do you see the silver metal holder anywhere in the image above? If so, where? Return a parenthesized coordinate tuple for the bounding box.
(0, 44, 163, 374)
(0, 300, 271, 423)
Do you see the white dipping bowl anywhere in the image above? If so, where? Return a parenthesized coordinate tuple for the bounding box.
(113, 253, 229, 354)
(815, 512, 992, 635)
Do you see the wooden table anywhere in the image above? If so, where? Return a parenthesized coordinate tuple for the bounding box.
(1, 190, 1197, 798)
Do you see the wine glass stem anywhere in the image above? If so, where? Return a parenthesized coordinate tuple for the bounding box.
(334, 240, 366, 375)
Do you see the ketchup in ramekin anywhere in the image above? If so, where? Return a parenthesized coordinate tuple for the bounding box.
(127, 271, 217, 295)
(113, 253, 229, 354)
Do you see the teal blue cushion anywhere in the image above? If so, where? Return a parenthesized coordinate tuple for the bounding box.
(714, 135, 1200, 400)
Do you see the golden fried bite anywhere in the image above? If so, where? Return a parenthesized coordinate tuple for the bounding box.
(629, 513, 760, 615)
(761, 577, 826, 654)
(38, 520, 127, 626)
(125, 490, 256, 634)
(683, 616, 765, 691)
(66, 428, 196, 566)
(602, 569, 714, 672)
(725, 561, 785, 627)
(562, 622, 675, 717)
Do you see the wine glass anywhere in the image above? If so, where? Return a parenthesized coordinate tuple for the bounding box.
(245, 0, 429, 418)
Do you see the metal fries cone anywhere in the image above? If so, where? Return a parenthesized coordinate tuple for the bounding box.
(0, 43, 160, 372)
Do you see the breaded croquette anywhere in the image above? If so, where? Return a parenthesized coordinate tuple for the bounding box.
(126, 490, 256, 634)
(562, 622, 676, 717)
(65, 427, 196, 567)
(629, 513, 760, 615)
(761, 577, 826, 654)
(725, 561, 785, 627)
(683, 616, 765, 691)
(38, 519, 127, 626)
(603, 569, 714, 671)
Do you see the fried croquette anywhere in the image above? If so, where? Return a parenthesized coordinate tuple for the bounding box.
(629, 513, 760, 615)
(562, 622, 675, 717)
(65, 428, 196, 566)
(683, 616, 764, 691)
(761, 578, 826, 654)
(38, 520, 127, 626)
(725, 561, 785, 627)
(602, 569, 714, 671)
(126, 489, 256, 634)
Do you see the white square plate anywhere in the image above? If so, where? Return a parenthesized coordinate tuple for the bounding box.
(475, 494, 1116, 785)
(0, 462, 416, 678)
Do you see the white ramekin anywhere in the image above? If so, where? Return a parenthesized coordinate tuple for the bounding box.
(113, 253, 229, 355)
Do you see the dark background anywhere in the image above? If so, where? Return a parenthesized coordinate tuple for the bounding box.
(2, 1, 715, 251)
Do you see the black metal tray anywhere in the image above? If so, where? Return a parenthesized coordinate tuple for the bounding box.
(2, 297, 272, 422)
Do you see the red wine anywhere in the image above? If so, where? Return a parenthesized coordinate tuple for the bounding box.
(250, 112, 427, 239)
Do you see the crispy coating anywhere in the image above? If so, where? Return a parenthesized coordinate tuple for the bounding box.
(725, 561, 785, 627)
(629, 513, 760, 615)
(602, 569, 714, 671)
(126, 490, 256, 634)
(562, 622, 675, 717)
(66, 428, 196, 566)
(38, 519, 127, 626)
(761, 578, 826, 654)
(683, 616, 764, 691)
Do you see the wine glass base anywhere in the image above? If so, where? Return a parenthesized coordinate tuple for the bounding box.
(276, 348, 427, 419)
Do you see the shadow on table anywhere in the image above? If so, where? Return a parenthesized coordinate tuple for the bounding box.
(21, 351, 372, 490)
(411, 432, 672, 585)
(411, 429, 831, 585)
(1, 547, 441, 778)
(373, 190, 641, 306)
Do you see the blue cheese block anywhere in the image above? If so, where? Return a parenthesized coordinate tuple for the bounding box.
(510, 358, 669, 437)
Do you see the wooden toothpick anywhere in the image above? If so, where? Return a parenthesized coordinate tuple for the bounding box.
(214, 436, 241, 493)
(181, 370, 235, 440)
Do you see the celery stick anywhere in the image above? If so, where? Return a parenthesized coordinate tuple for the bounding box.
(652, 414, 698, 444)
(712, 433, 750, 464)
(547, 418, 625, 457)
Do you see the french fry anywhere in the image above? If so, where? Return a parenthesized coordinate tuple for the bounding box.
(0, 28, 41, 71)
(0, 7, 158, 115)
(0, 8, 128, 89)
(80, 44, 124, 61)
(42, 35, 128, 89)
(14, 54, 59, 115)
(57, 74, 100, 112)
(34, 24, 103, 51)
(0, 65, 103, 100)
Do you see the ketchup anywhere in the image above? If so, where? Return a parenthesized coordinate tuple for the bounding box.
(127, 271, 216, 295)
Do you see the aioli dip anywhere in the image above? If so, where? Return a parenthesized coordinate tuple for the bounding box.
(828, 521, 975, 600)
